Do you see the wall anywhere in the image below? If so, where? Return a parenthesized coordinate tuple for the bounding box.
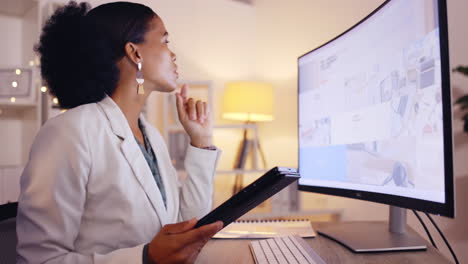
(21, 4, 38, 66)
(0, 14, 22, 68)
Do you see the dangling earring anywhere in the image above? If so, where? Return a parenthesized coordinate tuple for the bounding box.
(136, 62, 145, 95)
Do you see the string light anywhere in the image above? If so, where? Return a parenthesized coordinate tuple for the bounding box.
(41, 86, 48, 93)
(15, 69, 22, 75)
(12, 81, 18, 88)
(53, 97, 59, 104)
(10, 97, 16, 103)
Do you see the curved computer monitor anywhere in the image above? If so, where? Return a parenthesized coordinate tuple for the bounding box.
(298, 0, 454, 252)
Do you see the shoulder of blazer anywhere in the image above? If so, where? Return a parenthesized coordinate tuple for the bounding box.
(36, 103, 103, 150)
(43, 103, 102, 133)
(28, 103, 98, 177)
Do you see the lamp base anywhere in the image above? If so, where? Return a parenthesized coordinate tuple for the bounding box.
(232, 136, 252, 195)
(231, 124, 267, 195)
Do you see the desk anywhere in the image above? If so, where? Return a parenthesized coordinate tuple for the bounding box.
(196, 221, 452, 264)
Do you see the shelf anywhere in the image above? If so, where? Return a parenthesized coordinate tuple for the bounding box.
(0, 102, 36, 108)
(0, 0, 36, 17)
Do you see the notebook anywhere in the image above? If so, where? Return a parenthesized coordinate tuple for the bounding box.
(214, 219, 316, 239)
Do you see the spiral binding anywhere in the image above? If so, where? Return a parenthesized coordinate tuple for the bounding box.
(235, 219, 309, 224)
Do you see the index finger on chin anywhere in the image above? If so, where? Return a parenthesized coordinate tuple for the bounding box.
(181, 84, 188, 100)
(175, 93, 187, 121)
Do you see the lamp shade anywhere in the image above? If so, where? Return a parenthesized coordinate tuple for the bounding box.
(222, 81, 274, 122)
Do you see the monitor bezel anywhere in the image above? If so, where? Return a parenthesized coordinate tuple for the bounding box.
(297, 0, 454, 218)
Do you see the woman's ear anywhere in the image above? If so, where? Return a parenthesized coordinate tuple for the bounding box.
(124, 42, 142, 64)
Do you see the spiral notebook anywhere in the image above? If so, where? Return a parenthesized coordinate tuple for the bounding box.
(213, 219, 316, 239)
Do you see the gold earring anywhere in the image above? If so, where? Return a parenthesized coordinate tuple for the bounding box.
(136, 62, 144, 94)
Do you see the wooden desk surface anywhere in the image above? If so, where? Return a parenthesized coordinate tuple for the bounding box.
(196, 221, 452, 264)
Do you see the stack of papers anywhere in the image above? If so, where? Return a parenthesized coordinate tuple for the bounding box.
(214, 220, 316, 239)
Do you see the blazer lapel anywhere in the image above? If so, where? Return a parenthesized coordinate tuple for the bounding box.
(97, 96, 169, 226)
(139, 116, 176, 221)
(120, 139, 169, 226)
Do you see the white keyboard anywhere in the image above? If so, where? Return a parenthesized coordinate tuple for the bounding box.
(249, 235, 326, 264)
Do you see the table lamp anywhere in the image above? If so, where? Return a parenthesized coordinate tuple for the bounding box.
(222, 81, 274, 194)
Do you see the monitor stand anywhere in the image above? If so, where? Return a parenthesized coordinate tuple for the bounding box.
(317, 206, 428, 253)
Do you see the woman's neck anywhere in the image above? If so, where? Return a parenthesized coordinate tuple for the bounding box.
(111, 78, 149, 133)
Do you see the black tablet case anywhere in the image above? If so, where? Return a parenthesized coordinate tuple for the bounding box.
(195, 167, 300, 228)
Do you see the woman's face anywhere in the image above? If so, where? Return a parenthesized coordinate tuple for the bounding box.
(139, 16, 178, 93)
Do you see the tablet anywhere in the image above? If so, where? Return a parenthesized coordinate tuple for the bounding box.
(194, 167, 300, 228)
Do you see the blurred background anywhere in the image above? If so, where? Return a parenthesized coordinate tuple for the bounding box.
(0, 0, 467, 262)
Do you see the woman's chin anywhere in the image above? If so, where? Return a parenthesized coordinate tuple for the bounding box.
(166, 82, 178, 92)
(168, 78, 179, 92)
(152, 81, 177, 93)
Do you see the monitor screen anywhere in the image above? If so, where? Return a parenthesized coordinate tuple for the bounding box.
(298, 0, 454, 217)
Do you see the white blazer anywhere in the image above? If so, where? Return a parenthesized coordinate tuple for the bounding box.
(16, 96, 221, 264)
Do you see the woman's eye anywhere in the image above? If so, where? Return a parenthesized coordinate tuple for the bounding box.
(165, 40, 170, 44)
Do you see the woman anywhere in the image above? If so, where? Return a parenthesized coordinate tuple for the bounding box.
(16, 1, 223, 263)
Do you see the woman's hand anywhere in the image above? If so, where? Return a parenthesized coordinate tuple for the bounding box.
(175, 84, 213, 148)
(147, 218, 223, 264)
